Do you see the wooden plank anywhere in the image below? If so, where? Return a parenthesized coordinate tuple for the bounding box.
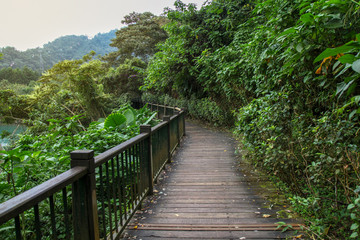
(128, 223, 303, 229)
(151, 199, 265, 204)
(135, 217, 301, 225)
(163, 182, 264, 186)
(162, 186, 273, 190)
(148, 201, 277, 209)
(148, 203, 272, 209)
(125, 230, 295, 239)
(127, 223, 304, 232)
(138, 212, 269, 218)
(123, 237, 282, 240)
(158, 192, 262, 197)
(121, 121, 302, 239)
(156, 207, 274, 214)
(155, 195, 266, 200)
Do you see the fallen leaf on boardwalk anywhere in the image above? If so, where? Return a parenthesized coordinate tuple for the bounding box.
(153, 190, 159, 193)
(133, 225, 138, 229)
(175, 214, 179, 216)
(262, 214, 271, 218)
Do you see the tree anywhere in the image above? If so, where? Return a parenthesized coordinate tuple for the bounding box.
(0, 67, 39, 85)
(0, 89, 31, 122)
(102, 57, 146, 98)
(35, 52, 108, 122)
(144, 0, 252, 102)
(104, 12, 168, 66)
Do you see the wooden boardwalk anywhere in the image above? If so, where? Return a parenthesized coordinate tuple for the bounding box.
(123, 121, 301, 239)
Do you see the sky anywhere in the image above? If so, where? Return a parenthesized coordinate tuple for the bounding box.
(0, 0, 207, 51)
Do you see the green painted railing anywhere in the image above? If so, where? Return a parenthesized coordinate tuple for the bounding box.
(0, 103, 185, 240)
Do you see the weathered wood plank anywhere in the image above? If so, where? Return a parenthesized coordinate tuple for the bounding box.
(121, 121, 301, 239)
(124, 229, 295, 239)
(156, 207, 274, 213)
(133, 217, 301, 225)
(136, 212, 272, 218)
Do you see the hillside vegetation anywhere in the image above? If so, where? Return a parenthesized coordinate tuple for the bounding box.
(0, 30, 116, 72)
(143, 0, 360, 238)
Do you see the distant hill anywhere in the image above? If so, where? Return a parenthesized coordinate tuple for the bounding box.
(0, 30, 116, 73)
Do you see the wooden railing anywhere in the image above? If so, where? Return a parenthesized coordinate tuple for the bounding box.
(0, 104, 185, 240)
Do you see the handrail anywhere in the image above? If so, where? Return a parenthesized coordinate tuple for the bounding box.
(0, 103, 185, 240)
(0, 166, 87, 225)
(151, 120, 168, 132)
(94, 132, 148, 168)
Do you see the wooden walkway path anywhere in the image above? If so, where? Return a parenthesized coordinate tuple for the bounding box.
(123, 121, 301, 239)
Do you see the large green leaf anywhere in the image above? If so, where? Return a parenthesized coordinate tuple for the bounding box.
(300, 13, 314, 24)
(338, 54, 355, 64)
(123, 109, 136, 125)
(104, 113, 126, 129)
(314, 44, 359, 63)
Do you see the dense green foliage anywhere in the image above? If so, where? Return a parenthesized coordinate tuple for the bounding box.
(102, 57, 147, 99)
(36, 51, 109, 122)
(0, 105, 158, 202)
(144, 0, 360, 238)
(0, 105, 159, 239)
(0, 67, 40, 96)
(142, 93, 233, 126)
(0, 30, 116, 72)
(0, 67, 39, 85)
(0, 90, 32, 122)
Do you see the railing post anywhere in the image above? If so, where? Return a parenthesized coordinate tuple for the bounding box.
(175, 113, 181, 147)
(140, 125, 154, 195)
(70, 150, 99, 240)
(182, 111, 186, 136)
(163, 115, 171, 163)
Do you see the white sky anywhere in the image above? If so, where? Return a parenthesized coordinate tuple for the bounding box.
(0, 0, 206, 51)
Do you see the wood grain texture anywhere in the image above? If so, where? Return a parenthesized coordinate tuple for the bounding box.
(121, 121, 302, 239)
